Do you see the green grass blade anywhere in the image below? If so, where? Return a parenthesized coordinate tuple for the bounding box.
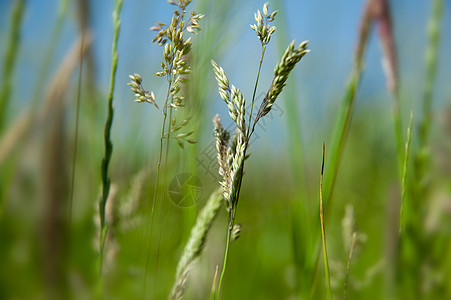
(399, 112, 413, 234)
(320, 144, 332, 300)
(99, 0, 123, 272)
(0, 0, 26, 132)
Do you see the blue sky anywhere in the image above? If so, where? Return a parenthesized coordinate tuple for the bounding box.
(0, 0, 450, 153)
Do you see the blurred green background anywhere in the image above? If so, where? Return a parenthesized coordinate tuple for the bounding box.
(0, 0, 450, 299)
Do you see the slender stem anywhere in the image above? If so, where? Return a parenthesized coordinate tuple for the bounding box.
(143, 77, 172, 296)
(70, 26, 85, 227)
(319, 144, 332, 300)
(247, 45, 266, 138)
(217, 209, 235, 300)
(216, 40, 267, 297)
(392, 96, 404, 171)
(399, 112, 413, 234)
(153, 77, 175, 297)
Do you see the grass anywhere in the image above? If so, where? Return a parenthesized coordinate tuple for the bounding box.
(319, 144, 332, 300)
(0, 0, 25, 132)
(0, 0, 449, 299)
(98, 0, 123, 273)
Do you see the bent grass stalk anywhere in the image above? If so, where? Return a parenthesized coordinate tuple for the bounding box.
(99, 0, 123, 272)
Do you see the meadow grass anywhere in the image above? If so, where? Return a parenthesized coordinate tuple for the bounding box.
(0, 1, 449, 299)
(211, 4, 309, 297)
(128, 0, 204, 296)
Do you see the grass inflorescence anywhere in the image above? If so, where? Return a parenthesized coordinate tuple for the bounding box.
(211, 3, 309, 298)
(0, 0, 450, 299)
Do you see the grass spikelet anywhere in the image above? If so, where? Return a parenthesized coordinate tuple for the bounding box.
(170, 188, 224, 300)
(212, 3, 309, 297)
(255, 40, 309, 123)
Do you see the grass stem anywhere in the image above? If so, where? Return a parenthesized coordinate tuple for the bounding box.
(217, 209, 235, 300)
(247, 45, 266, 138)
(399, 112, 413, 234)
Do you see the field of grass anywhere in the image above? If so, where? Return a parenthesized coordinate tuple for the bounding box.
(0, 0, 450, 299)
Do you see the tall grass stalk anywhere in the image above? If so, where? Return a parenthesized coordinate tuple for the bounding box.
(98, 0, 123, 272)
(128, 1, 203, 294)
(213, 4, 309, 297)
(216, 31, 270, 298)
(311, 2, 373, 295)
(69, 13, 86, 226)
(170, 188, 223, 300)
(0, 0, 26, 133)
(399, 112, 413, 234)
(319, 144, 332, 300)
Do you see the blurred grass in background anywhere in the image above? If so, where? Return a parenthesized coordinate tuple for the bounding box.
(0, 0, 450, 299)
